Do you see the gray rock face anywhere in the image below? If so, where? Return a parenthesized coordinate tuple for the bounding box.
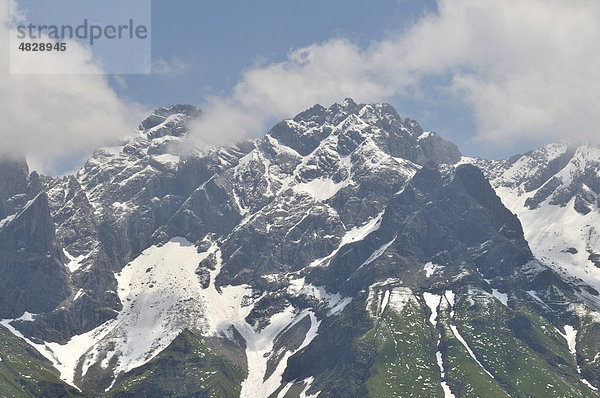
(0, 193, 56, 253)
(0, 155, 29, 202)
(0, 167, 69, 319)
(301, 163, 532, 298)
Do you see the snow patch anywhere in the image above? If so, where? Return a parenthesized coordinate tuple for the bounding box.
(299, 376, 319, 398)
(388, 287, 415, 314)
(4, 238, 220, 387)
(444, 290, 455, 308)
(0, 214, 16, 229)
(63, 248, 91, 273)
(561, 325, 577, 357)
(491, 289, 508, 306)
(239, 305, 296, 397)
(14, 312, 37, 322)
(436, 351, 456, 398)
(380, 290, 391, 314)
(151, 153, 180, 164)
(444, 290, 456, 318)
(424, 262, 444, 277)
(292, 177, 349, 201)
(582, 379, 598, 391)
(423, 293, 441, 325)
(418, 131, 433, 140)
(367, 281, 414, 318)
(73, 289, 84, 301)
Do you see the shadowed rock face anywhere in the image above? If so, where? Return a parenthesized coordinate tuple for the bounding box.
(0, 155, 29, 220)
(0, 155, 28, 198)
(302, 163, 533, 299)
(0, 159, 70, 319)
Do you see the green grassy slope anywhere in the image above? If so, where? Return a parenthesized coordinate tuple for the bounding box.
(108, 329, 244, 398)
(356, 285, 598, 397)
(0, 324, 82, 398)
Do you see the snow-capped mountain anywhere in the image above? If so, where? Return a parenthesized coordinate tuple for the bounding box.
(1, 100, 600, 397)
(469, 143, 600, 295)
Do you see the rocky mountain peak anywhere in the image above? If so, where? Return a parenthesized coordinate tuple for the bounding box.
(137, 104, 200, 139)
(268, 99, 461, 165)
(0, 155, 29, 203)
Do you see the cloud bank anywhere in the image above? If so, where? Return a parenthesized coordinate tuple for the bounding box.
(192, 0, 600, 150)
(0, 0, 146, 174)
(3, 0, 599, 173)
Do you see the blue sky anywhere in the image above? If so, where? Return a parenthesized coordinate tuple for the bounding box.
(116, 0, 436, 105)
(4, 0, 600, 174)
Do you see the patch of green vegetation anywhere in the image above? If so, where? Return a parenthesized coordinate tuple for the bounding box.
(364, 296, 442, 398)
(438, 301, 508, 397)
(575, 314, 600, 388)
(0, 324, 82, 397)
(108, 329, 244, 398)
(512, 301, 580, 373)
(451, 289, 595, 398)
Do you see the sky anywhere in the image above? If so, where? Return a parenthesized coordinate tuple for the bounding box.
(1, 0, 600, 175)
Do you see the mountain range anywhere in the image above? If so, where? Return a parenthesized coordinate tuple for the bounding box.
(1, 99, 600, 397)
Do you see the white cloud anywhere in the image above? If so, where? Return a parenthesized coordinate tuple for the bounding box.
(401, 0, 600, 145)
(192, 0, 600, 149)
(0, 0, 147, 175)
(152, 56, 189, 76)
(191, 38, 406, 146)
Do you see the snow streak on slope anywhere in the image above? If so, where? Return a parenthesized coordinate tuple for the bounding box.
(308, 210, 384, 268)
(352, 236, 397, 277)
(423, 292, 455, 398)
(443, 289, 497, 386)
(449, 324, 494, 379)
(558, 325, 598, 391)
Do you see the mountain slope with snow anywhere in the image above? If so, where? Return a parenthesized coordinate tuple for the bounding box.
(468, 143, 600, 297)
